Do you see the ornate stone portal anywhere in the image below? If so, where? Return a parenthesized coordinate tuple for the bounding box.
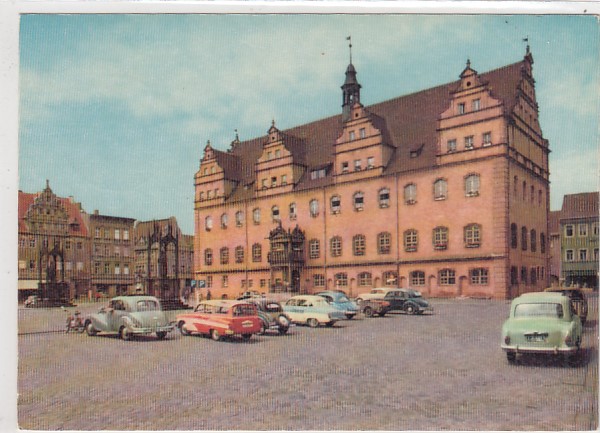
(268, 223, 305, 293)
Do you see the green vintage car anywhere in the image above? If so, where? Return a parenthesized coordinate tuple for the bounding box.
(85, 295, 174, 340)
(501, 292, 582, 364)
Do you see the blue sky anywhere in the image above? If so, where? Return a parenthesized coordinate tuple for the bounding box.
(17, 14, 599, 234)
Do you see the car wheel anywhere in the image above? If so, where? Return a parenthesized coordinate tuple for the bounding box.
(85, 322, 97, 336)
(119, 326, 131, 341)
(506, 352, 517, 364)
(325, 321, 335, 327)
(307, 318, 319, 328)
(378, 311, 386, 317)
(241, 334, 252, 342)
(210, 329, 221, 341)
(156, 331, 167, 340)
(258, 320, 268, 336)
(178, 321, 190, 336)
(406, 305, 417, 315)
(363, 307, 374, 318)
(345, 313, 355, 320)
(278, 326, 289, 335)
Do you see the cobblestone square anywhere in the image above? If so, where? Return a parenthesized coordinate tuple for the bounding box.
(17, 296, 597, 430)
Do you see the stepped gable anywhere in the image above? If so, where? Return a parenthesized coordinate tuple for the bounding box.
(225, 59, 526, 200)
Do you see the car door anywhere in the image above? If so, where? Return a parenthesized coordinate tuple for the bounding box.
(106, 299, 127, 331)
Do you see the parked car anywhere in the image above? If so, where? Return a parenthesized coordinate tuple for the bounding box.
(501, 292, 583, 364)
(176, 300, 262, 341)
(356, 288, 433, 315)
(358, 299, 390, 317)
(247, 298, 292, 335)
(544, 287, 588, 324)
(283, 295, 347, 327)
(84, 295, 174, 340)
(315, 290, 359, 319)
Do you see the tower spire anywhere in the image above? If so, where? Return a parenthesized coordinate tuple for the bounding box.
(341, 36, 361, 122)
(347, 35, 352, 64)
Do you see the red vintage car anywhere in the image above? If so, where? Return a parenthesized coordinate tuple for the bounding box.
(176, 300, 261, 342)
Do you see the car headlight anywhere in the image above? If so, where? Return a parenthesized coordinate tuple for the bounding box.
(564, 333, 573, 346)
(504, 335, 511, 345)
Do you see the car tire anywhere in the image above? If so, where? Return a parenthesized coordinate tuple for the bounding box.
(378, 311, 386, 317)
(307, 318, 319, 328)
(406, 304, 416, 315)
(178, 321, 190, 336)
(156, 331, 167, 340)
(506, 352, 517, 364)
(345, 313, 356, 320)
(258, 320, 268, 336)
(119, 326, 131, 341)
(278, 326, 289, 335)
(241, 334, 252, 342)
(210, 329, 221, 341)
(85, 322, 98, 336)
(325, 321, 335, 327)
(363, 307, 374, 318)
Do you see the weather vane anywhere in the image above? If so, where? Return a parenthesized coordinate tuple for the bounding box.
(346, 35, 352, 64)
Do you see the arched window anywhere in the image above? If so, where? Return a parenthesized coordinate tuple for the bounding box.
(404, 229, 418, 252)
(330, 236, 342, 257)
(531, 229, 537, 252)
(252, 243, 262, 262)
(540, 233, 546, 254)
(309, 239, 320, 259)
(379, 187, 390, 208)
(289, 203, 297, 220)
(235, 246, 244, 263)
(353, 234, 366, 256)
(204, 248, 213, 266)
(271, 206, 280, 222)
(377, 232, 391, 255)
(309, 199, 319, 218)
(220, 247, 229, 265)
(511, 223, 518, 249)
(252, 208, 261, 225)
(334, 273, 348, 288)
(220, 213, 228, 229)
(330, 195, 341, 214)
(205, 216, 213, 232)
(404, 184, 416, 205)
(433, 227, 448, 250)
(383, 271, 398, 286)
(434, 179, 448, 200)
(439, 269, 456, 285)
(358, 272, 372, 287)
(521, 226, 528, 251)
(353, 192, 364, 211)
(410, 271, 425, 286)
(465, 174, 480, 197)
(464, 224, 481, 248)
(235, 211, 243, 227)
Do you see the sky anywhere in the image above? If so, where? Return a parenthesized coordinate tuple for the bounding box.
(15, 13, 600, 234)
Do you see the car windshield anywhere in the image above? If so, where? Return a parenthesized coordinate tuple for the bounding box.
(336, 295, 350, 302)
(136, 300, 160, 311)
(232, 304, 256, 316)
(407, 290, 422, 298)
(264, 303, 282, 312)
(514, 302, 564, 319)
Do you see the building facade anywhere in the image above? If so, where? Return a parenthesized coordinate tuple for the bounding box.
(558, 193, 599, 289)
(194, 48, 550, 300)
(18, 181, 90, 302)
(88, 211, 136, 298)
(134, 218, 194, 308)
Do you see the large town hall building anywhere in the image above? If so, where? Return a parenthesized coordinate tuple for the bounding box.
(194, 48, 549, 300)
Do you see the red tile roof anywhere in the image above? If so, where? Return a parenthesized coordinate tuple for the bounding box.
(223, 59, 527, 201)
(560, 192, 599, 220)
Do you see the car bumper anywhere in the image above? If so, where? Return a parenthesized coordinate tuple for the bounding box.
(129, 324, 174, 335)
(501, 344, 579, 354)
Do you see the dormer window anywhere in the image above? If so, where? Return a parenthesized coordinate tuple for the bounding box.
(349, 131, 356, 141)
(458, 103, 465, 115)
(472, 99, 480, 111)
(275, 149, 281, 158)
(267, 151, 272, 160)
(359, 128, 366, 139)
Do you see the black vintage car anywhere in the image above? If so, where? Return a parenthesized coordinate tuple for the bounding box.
(357, 288, 433, 315)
